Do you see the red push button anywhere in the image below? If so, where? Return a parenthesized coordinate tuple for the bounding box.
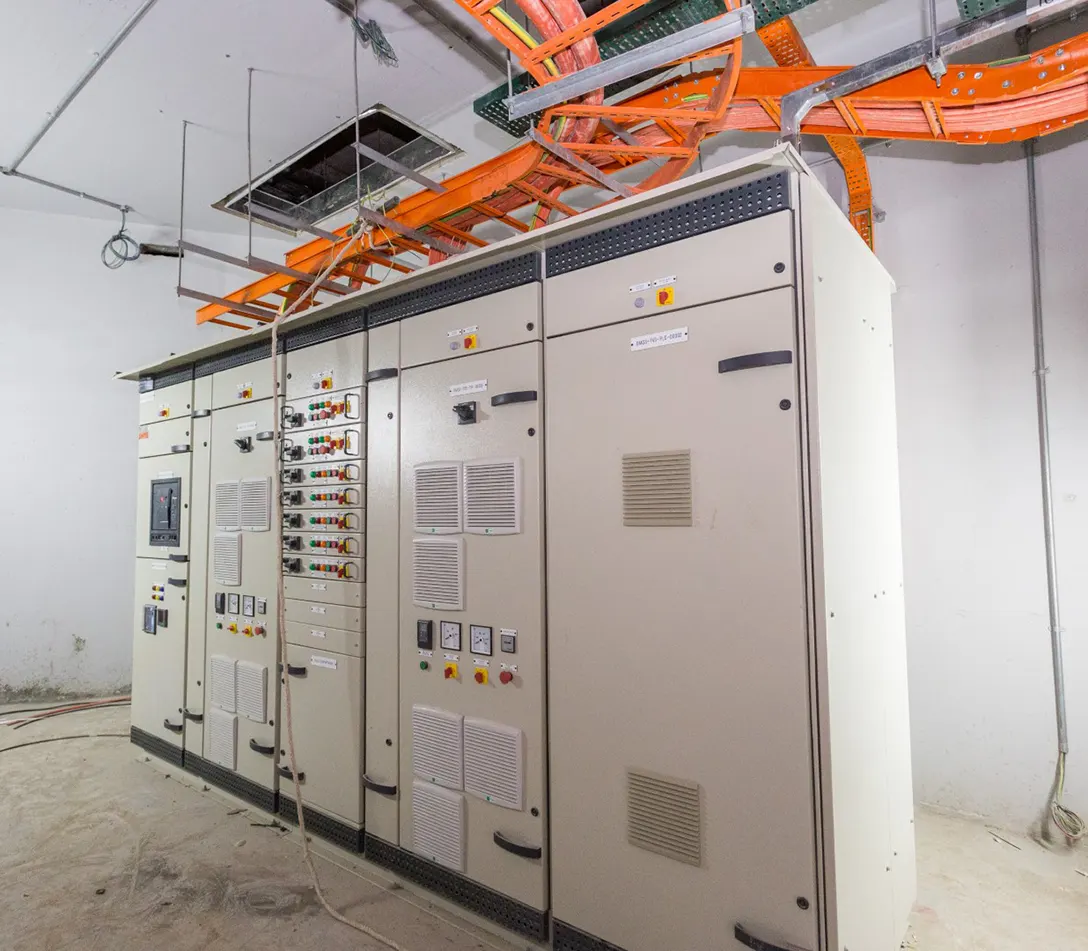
(499, 670, 514, 685)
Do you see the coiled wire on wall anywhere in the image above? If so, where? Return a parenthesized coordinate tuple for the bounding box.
(101, 206, 141, 269)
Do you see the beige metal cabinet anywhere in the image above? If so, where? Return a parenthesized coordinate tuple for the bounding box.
(398, 310, 548, 912)
(279, 644, 364, 825)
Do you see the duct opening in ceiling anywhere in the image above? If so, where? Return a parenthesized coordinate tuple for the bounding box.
(214, 105, 459, 232)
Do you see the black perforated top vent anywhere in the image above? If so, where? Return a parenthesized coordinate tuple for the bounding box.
(283, 307, 366, 351)
(195, 340, 276, 378)
(546, 171, 790, 277)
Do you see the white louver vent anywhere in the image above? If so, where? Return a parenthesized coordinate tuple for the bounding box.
(463, 718, 524, 810)
(236, 661, 267, 723)
(412, 705, 463, 790)
(207, 708, 238, 770)
(213, 533, 242, 586)
(622, 450, 693, 527)
(412, 537, 464, 610)
(240, 477, 271, 532)
(414, 462, 462, 534)
(411, 780, 466, 872)
(463, 458, 521, 535)
(214, 480, 241, 531)
(209, 655, 237, 712)
(626, 769, 702, 866)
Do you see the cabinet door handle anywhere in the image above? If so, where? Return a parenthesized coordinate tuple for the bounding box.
(168, 554, 189, 563)
(256, 430, 275, 442)
(279, 663, 307, 677)
(278, 765, 305, 782)
(192, 409, 211, 418)
(492, 831, 541, 860)
(167, 578, 187, 588)
(249, 738, 275, 756)
(183, 710, 203, 723)
(366, 367, 398, 383)
(490, 390, 537, 407)
(163, 719, 183, 734)
(717, 350, 793, 375)
(362, 775, 398, 796)
(170, 444, 191, 453)
(733, 924, 809, 951)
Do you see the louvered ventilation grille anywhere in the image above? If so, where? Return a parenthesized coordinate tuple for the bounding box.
(215, 481, 241, 530)
(411, 780, 466, 872)
(213, 533, 242, 586)
(207, 708, 238, 770)
(626, 769, 702, 866)
(622, 450, 693, 527)
(240, 477, 271, 532)
(463, 459, 521, 536)
(414, 463, 462, 534)
(412, 538, 464, 610)
(412, 705, 463, 790)
(463, 718, 523, 810)
(209, 655, 237, 711)
(236, 661, 267, 723)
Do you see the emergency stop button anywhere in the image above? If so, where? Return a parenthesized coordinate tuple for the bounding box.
(444, 662, 458, 680)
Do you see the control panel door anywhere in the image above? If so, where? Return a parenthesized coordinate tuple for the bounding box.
(203, 399, 279, 791)
(131, 559, 190, 748)
(278, 644, 364, 826)
(545, 285, 819, 951)
(399, 341, 547, 911)
(135, 453, 193, 560)
(138, 378, 193, 425)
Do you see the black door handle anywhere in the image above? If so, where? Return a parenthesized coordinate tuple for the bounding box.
(490, 390, 537, 407)
(170, 444, 191, 453)
(167, 578, 187, 587)
(256, 430, 275, 441)
(717, 350, 793, 375)
(192, 408, 211, 418)
(733, 924, 808, 951)
(492, 831, 542, 860)
(279, 663, 307, 677)
(163, 719, 183, 734)
(168, 553, 189, 563)
(249, 738, 275, 755)
(234, 437, 253, 452)
(278, 765, 305, 782)
(183, 710, 203, 723)
(366, 367, 399, 382)
(362, 775, 398, 796)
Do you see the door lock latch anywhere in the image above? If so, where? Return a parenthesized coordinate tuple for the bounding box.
(453, 401, 477, 425)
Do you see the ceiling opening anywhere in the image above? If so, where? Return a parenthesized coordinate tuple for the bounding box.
(214, 104, 459, 232)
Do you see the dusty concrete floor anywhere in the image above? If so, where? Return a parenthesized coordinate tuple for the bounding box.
(1, 706, 1086, 951)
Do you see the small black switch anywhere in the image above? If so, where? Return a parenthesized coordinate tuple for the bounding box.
(283, 512, 303, 528)
(284, 535, 302, 550)
(214, 592, 226, 614)
(157, 608, 169, 628)
(286, 468, 303, 483)
(452, 401, 477, 425)
(416, 619, 434, 650)
(283, 490, 303, 505)
(283, 558, 302, 574)
(286, 446, 305, 460)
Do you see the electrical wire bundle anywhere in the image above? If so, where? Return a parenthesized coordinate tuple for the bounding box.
(353, 16, 398, 66)
(0, 696, 131, 730)
(100, 207, 141, 269)
(1048, 752, 1086, 843)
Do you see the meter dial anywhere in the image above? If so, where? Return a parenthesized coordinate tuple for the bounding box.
(470, 624, 493, 656)
(440, 621, 461, 651)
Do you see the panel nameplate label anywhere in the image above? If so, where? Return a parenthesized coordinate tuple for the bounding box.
(449, 379, 487, 397)
(310, 655, 337, 670)
(236, 420, 257, 432)
(631, 327, 688, 352)
(309, 629, 326, 639)
(310, 605, 326, 614)
(629, 275, 676, 293)
(446, 324, 478, 338)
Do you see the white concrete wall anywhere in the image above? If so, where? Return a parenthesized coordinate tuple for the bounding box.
(0, 210, 291, 700)
(805, 136, 1088, 831)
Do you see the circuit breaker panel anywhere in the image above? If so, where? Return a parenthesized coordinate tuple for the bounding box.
(278, 333, 368, 846)
(130, 376, 194, 764)
(393, 284, 548, 930)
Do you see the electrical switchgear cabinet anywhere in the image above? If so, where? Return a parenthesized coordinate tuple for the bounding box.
(124, 146, 912, 951)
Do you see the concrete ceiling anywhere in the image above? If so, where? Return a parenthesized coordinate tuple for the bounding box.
(0, 0, 994, 234)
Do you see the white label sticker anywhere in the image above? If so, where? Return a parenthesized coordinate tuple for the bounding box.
(236, 420, 257, 432)
(629, 275, 677, 293)
(150, 563, 166, 571)
(157, 471, 175, 479)
(310, 605, 327, 614)
(444, 653, 460, 662)
(310, 655, 337, 670)
(310, 583, 327, 592)
(309, 629, 326, 639)
(473, 658, 491, 667)
(631, 327, 689, 352)
(500, 628, 517, 636)
(446, 325, 479, 338)
(419, 650, 433, 658)
(449, 379, 487, 397)
(139, 393, 154, 404)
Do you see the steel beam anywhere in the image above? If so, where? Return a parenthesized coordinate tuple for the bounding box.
(528, 129, 635, 198)
(506, 6, 755, 119)
(357, 206, 465, 256)
(177, 286, 275, 322)
(251, 206, 344, 242)
(0, 168, 130, 212)
(780, 0, 1088, 144)
(354, 141, 447, 193)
